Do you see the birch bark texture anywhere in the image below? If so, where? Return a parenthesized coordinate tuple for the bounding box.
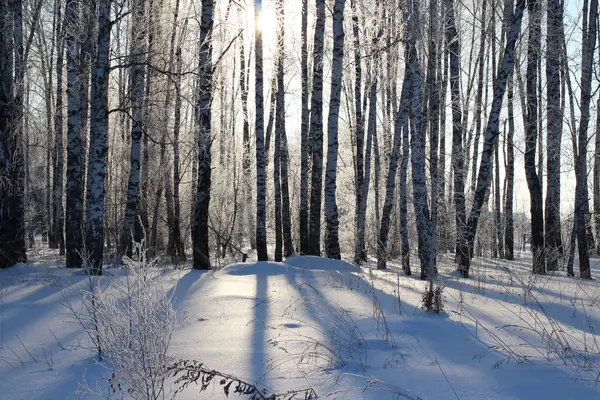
(255, 0, 268, 261)
(545, 0, 563, 270)
(65, 0, 87, 268)
(524, 0, 545, 275)
(574, 0, 598, 279)
(324, 0, 346, 260)
(299, 0, 310, 255)
(121, 0, 148, 257)
(307, 0, 326, 256)
(193, 0, 213, 269)
(85, 0, 111, 275)
(406, 0, 435, 280)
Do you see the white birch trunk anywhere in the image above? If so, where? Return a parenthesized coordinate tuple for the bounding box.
(255, 0, 268, 261)
(65, 0, 86, 268)
(307, 0, 326, 256)
(324, 0, 345, 260)
(121, 0, 147, 256)
(85, 0, 111, 275)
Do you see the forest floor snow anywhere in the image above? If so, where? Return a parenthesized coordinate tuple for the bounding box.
(1, 249, 600, 399)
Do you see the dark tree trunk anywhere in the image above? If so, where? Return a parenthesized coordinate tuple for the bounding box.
(192, 0, 213, 269)
(65, 0, 87, 268)
(307, 0, 326, 256)
(545, 0, 563, 269)
(275, 0, 294, 258)
(52, 0, 65, 255)
(524, 0, 545, 275)
(352, 0, 366, 263)
(445, 0, 467, 272)
(0, 0, 26, 268)
(574, 0, 597, 279)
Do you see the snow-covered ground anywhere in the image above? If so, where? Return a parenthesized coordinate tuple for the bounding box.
(1, 249, 600, 399)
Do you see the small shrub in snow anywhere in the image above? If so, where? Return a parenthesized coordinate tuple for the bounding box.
(79, 240, 177, 400)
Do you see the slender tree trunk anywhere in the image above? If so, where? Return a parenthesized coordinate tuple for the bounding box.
(494, 139, 503, 258)
(273, 40, 283, 262)
(120, 0, 147, 257)
(438, 0, 449, 252)
(173, 45, 185, 259)
(399, 118, 411, 275)
(406, 1, 434, 281)
(427, 0, 440, 270)
(52, 0, 65, 255)
(274, 0, 294, 258)
(84, 0, 110, 275)
(595, 80, 600, 256)
(192, 0, 213, 269)
(324, 0, 346, 259)
(255, 0, 268, 261)
(504, 73, 515, 260)
(352, 0, 366, 263)
(239, 34, 255, 250)
(546, 0, 563, 269)
(378, 70, 411, 269)
(299, 0, 310, 254)
(307, 0, 326, 256)
(445, 0, 467, 271)
(65, 0, 87, 268)
(574, 0, 597, 279)
(357, 69, 377, 265)
(469, 0, 487, 194)
(524, 0, 545, 275)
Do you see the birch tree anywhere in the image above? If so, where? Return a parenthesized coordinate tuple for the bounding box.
(503, 0, 515, 261)
(524, 0, 545, 275)
(120, 0, 148, 257)
(324, 0, 346, 259)
(193, 0, 213, 269)
(545, 0, 563, 269)
(307, 0, 326, 256)
(377, 69, 411, 270)
(65, 0, 87, 268)
(407, 0, 435, 280)
(299, 0, 310, 254)
(275, 0, 294, 258)
(445, 0, 467, 270)
(352, 0, 367, 264)
(573, 0, 597, 279)
(255, 0, 268, 261)
(51, 0, 65, 255)
(84, 0, 111, 275)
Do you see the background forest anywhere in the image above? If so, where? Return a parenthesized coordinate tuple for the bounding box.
(0, 0, 598, 283)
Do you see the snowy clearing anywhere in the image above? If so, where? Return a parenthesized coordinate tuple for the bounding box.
(1, 251, 600, 399)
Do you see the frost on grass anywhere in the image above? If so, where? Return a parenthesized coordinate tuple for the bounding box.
(78, 241, 177, 400)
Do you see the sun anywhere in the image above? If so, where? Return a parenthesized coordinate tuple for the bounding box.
(257, 7, 277, 33)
